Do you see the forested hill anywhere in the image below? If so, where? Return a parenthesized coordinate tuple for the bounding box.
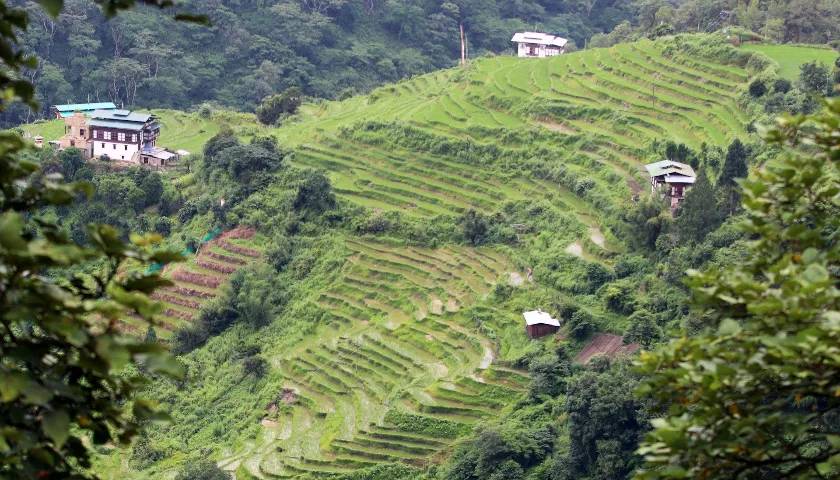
(39, 33, 810, 479)
(8, 0, 840, 129)
(5, 0, 633, 123)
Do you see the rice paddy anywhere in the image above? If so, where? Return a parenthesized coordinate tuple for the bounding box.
(218, 239, 527, 478)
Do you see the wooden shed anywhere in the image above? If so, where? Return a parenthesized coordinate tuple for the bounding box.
(523, 310, 561, 339)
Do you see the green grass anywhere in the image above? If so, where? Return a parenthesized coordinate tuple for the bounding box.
(203, 239, 525, 478)
(740, 43, 839, 80)
(20, 109, 266, 154)
(65, 35, 759, 479)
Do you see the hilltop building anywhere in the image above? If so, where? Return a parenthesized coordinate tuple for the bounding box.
(523, 310, 561, 339)
(89, 109, 160, 162)
(511, 32, 568, 57)
(51, 102, 116, 119)
(644, 160, 696, 210)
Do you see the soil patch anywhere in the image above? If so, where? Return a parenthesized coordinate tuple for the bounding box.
(565, 242, 583, 257)
(589, 227, 606, 249)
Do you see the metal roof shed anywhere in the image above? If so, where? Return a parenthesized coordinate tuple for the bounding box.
(523, 310, 561, 339)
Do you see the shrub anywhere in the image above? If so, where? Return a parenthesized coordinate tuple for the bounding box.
(462, 209, 488, 246)
(154, 216, 173, 236)
(772, 78, 792, 93)
(242, 355, 268, 379)
(174, 459, 231, 480)
(748, 79, 767, 97)
(569, 310, 595, 340)
(256, 87, 302, 125)
(600, 279, 637, 315)
(624, 309, 663, 348)
(798, 61, 831, 94)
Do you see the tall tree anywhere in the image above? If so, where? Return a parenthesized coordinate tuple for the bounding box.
(718, 138, 749, 213)
(636, 100, 840, 479)
(675, 170, 719, 244)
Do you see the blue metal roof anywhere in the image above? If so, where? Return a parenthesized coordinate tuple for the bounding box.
(88, 119, 145, 131)
(90, 109, 153, 123)
(53, 102, 117, 117)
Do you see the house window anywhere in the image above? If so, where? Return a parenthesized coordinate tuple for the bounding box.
(121, 155, 125, 160)
(117, 132, 126, 142)
(124, 145, 128, 150)
(112, 144, 116, 149)
(101, 143, 105, 148)
(131, 134, 137, 143)
(93, 130, 98, 139)
(104, 131, 112, 140)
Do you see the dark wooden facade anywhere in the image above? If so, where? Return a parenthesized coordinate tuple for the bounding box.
(90, 125, 159, 146)
(526, 323, 560, 339)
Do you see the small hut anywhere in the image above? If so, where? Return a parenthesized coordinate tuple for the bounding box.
(523, 310, 561, 339)
(644, 160, 696, 211)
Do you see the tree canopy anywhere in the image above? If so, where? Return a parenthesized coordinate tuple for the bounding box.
(636, 99, 840, 479)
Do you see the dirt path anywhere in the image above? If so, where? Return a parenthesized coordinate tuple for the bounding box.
(565, 241, 584, 257)
(536, 119, 576, 134)
(589, 227, 606, 249)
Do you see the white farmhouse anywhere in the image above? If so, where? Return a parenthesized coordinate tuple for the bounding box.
(89, 109, 160, 162)
(511, 32, 568, 58)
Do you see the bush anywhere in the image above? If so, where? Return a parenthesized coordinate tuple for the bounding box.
(174, 459, 231, 480)
(772, 78, 792, 93)
(462, 209, 488, 246)
(256, 87, 302, 125)
(600, 279, 637, 315)
(624, 310, 663, 348)
(748, 79, 767, 97)
(242, 355, 268, 379)
(154, 216, 173, 236)
(569, 310, 595, 340)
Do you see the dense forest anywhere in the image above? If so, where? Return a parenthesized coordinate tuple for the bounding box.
(5, 0, 840, 128)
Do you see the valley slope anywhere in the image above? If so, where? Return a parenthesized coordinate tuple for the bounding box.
(40, 35, 756, 479)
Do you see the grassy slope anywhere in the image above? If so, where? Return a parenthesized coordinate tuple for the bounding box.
(269, 37, 749, 259)
(740, 43, 839, 79)
(79, 36, 754, 479)
(21, 108, 266, 153)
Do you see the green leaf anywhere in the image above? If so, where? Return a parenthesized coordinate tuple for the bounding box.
(718, 318, 741, 336)
(42, 409, 70, 448)
(802, 264, 829, 283)
(22, 380, 52, 405)
(0, 372, 26, 402)
(36, 0, 63, 17)
(0, 212, 26, 251)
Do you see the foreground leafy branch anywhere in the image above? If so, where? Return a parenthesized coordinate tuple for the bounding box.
(0, 135, 183, 477)
(635, 99, 840, 478)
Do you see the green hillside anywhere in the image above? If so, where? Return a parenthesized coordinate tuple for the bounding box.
(21, 109, 265, 154)
(265, 36, 749, 261)
(740, 43, 839, 79)
(85, 35, 764, 480)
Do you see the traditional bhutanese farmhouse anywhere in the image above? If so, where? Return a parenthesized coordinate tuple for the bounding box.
(523, 310, 561, 339)
(89, 109, 160, 162)
(51, 102, 116, 119)
(644, 160, 696, 211)
(511, 32, 568, 58)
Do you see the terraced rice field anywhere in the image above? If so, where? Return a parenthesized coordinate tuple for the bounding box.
(121, 227, 265, 337)
(219, 240, 528, 478)
(277, 38, 751, 257)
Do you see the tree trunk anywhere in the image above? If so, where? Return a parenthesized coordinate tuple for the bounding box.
(459, 22, 466, 66)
